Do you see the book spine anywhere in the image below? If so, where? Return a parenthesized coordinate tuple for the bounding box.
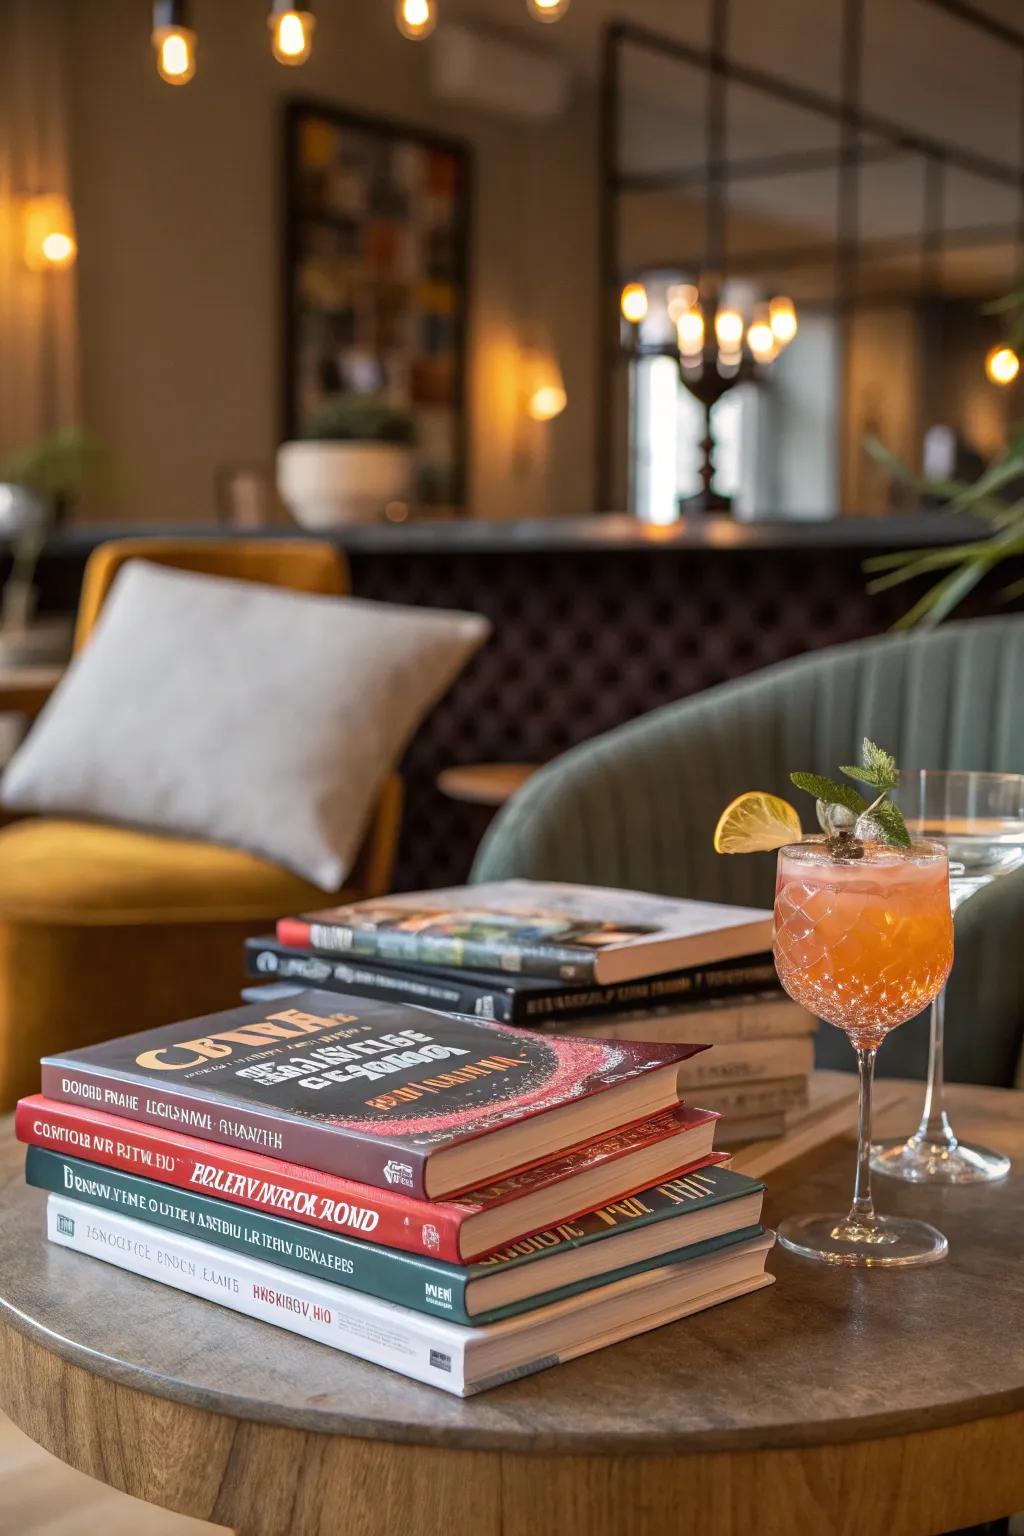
(38, 1062, 431, 1198)
(245, 942, 516, 1023)
(17, 1099, 465, 1261)
(567, 999, 815, 1047)
(27, 1147, 477, 1324)
(703, 1076, 808, 1116)
(277, 918, 598, 984)
(520, 958, 780, 1020)
(675, 1038, 814, 1089)
(46, 1195, 472, 1396)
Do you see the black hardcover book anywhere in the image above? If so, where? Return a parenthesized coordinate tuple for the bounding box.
(245, 937, 779, 1025)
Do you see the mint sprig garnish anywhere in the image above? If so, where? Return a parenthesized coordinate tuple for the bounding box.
(789, 774, 868, 817)
(838, 738, 898, 792)
(791, 738, 911, 851)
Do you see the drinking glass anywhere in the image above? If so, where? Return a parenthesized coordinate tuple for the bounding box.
(773, 839, 953, 1266)
(870, 770, 1024, 1185)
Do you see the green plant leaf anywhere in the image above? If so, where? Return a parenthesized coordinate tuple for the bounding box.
(980, 290, 1024, 315)
(790, 774, 868, 815)
(868, 799, 912, 849)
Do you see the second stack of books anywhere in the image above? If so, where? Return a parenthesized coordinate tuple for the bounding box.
(251, 879, 819, 1147)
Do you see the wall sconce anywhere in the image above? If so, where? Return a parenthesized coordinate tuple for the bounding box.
(23, 195, 77, 272)
(152, 0, 197, 85)
(985, 344, 1020, 386)
(269, 1, 315, 65)
(523, 352, 567, 422)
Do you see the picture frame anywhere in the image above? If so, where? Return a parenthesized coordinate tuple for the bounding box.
(282, 100, 471, 509)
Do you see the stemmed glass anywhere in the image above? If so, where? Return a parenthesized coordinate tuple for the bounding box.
(870, 770, 1024, 1185)
(773, 838, 953, 1265)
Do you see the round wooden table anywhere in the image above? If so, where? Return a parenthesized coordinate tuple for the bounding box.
(435, 762, 539, 807)
(1, 1084, 1022, 1536)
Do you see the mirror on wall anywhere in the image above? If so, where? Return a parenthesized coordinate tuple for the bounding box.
(5, 0, 1024, 526)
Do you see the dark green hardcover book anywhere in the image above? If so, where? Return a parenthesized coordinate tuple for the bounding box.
(26, 1147, 765, 1326)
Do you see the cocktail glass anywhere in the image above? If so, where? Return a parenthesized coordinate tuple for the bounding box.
(773, 839, 953, 1265)
(870, 770, 1024, 1185)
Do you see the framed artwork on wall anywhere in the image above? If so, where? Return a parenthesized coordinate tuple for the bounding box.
(283, 100, 471, 509)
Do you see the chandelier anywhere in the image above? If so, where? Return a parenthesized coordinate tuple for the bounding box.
(619, 281, 798, 513)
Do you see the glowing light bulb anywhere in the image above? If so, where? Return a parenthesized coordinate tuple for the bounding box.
(667, 283, 699, 322)
(23, 195, 77, 272)
(747, 305, 777, 362)
(747, 320, 776, 361)
(714, 308, 744, 349)
(676, 306, 705, 356)
(620, 282, 648, 325)
(396, 0, 437, 39)
(985, 345, 1020, 386)
(769, 295, 798, 346)
(270, 8, 315, 65)
(528, 384, 568, 421)
(527, 0, 571, 21)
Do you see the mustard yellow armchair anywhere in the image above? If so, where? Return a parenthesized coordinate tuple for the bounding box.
(0, 538, 402, 1108)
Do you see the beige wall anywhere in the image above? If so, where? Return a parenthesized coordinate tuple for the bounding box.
(67, 0, 597, 523)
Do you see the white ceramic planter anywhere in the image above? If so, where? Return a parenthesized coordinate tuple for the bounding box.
(277, 441, 414, 527)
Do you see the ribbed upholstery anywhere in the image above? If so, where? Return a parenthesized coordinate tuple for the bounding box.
(473, 617, 1024, 1086)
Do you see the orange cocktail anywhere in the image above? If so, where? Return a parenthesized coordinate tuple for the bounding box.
(773, 841, 953, 1048)
(772, 838, 953, 1267)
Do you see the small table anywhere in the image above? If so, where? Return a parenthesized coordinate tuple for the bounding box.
(1, 1081, 1022, 1536)
(436, 762, 539, 807)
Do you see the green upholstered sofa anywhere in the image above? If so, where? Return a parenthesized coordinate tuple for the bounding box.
(471, 616, 1024, 1087)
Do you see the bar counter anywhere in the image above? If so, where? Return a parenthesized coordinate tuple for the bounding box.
(13, 514, 1019, 889)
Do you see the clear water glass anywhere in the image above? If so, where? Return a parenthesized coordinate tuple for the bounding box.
(870, 769, 1024, 1185)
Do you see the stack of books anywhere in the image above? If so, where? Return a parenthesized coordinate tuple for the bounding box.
(17, 987, 772, 1395)
(249, 879, 821, 1148)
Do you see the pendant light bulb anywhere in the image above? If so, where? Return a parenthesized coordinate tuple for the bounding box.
(527, 0, 571, 22)
(396, 0, 437, 40)
(269, 4, 315, 66)
(152, 1, 196, 85)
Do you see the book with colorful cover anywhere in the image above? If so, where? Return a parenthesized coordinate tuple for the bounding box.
(46, 1194, 775, 1396)
(39, 990, 707, 1198)
(244, 937, 779, 1024)
(27, 1147, 763, 1324)
(17, 1095, 719, 1262)
(277, 880, 772, 985)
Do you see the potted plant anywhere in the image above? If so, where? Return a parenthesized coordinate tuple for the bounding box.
(0, 426, 116, 666)
(277, 395, 416, 527)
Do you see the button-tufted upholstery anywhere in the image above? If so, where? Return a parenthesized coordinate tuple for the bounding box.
(472, 616, 1024, 1087)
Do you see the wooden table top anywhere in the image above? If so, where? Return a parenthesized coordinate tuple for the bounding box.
(0, 1081, 1022, 1460)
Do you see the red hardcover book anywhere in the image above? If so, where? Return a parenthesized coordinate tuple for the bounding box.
(16, 1096, 720, 1263)
(39, 990, 707, 1199)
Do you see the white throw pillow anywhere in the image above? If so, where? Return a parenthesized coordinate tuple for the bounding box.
(1, 561, 490, 888)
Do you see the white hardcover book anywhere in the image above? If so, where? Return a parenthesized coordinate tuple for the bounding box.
(46, 1195, 774, 1397)
(566, 995, 816, 1046)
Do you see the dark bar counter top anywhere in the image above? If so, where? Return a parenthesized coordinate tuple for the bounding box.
(13, 511, 994, 559)
(12, 513, 1017, 889)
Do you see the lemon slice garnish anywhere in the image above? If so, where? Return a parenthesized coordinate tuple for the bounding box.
(713, 792, 803, 854)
